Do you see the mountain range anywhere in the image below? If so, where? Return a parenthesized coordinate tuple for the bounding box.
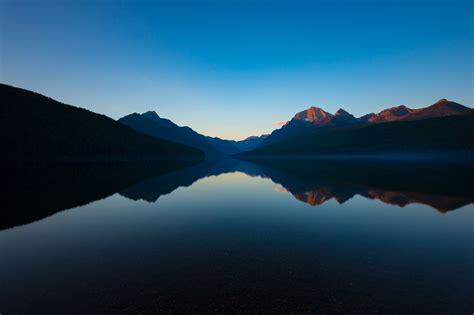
(243, 113, 474, 157)
(119, 98, 472, 157)
(259, 99, 471, 147)
(1, 84, 204, 160)
(2, 83, 472, 159)
(118, 111, 267, 156)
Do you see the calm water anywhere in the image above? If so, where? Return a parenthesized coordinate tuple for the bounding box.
(1, 159, 473, 314)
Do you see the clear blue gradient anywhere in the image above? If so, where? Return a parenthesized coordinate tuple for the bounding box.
(1, 0, 473, 139)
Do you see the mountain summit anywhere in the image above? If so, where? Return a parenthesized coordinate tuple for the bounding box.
(263, 106, 360, 146)
(404, 99, 469, 121)
(359, 105, 415, 123)
(292, 106, 334, 126)
(332, 108, 358, 125)
(141, 110, 161, 120)
(291, 106, 360, 127)
(334, 108, 351, 116)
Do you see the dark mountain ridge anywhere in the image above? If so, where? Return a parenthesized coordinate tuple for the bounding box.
(119, 111, 220, 154)
(119, 111, 267, 156)
(0, 84, 204, 160)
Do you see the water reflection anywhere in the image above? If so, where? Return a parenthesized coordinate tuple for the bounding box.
(255, 159, 474, 212)
(120, 159, 474, 212)
(1, 159, 473, 313)
(294, 187, 473, 212)
(3, 159, 473, 231)
(2, 159, 199, 230)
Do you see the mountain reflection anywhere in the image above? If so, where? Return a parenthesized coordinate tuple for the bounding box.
(4, 159, 473, 230)
(292, 186, 472, 212)
(2, 159, 200, 230)
(119, 159, 263, 202)
(121, 159, 474, 213)
(255, 159, 474, 213)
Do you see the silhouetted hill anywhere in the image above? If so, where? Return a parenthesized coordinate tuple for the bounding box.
(119, 111, 221, 154)
(119, 111, 267, 155)
(242, 113, 474, 157)
(0, 84, 204, 160)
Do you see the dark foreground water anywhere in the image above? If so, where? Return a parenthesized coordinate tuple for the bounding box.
(1, 159, 473, 314)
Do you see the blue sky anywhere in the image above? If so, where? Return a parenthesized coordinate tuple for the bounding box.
(1, 0, 473, 140)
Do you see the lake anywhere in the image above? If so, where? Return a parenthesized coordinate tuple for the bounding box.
(1, 159, 473, 313)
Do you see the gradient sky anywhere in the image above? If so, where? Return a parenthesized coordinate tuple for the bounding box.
(1, 0, 473, 140)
